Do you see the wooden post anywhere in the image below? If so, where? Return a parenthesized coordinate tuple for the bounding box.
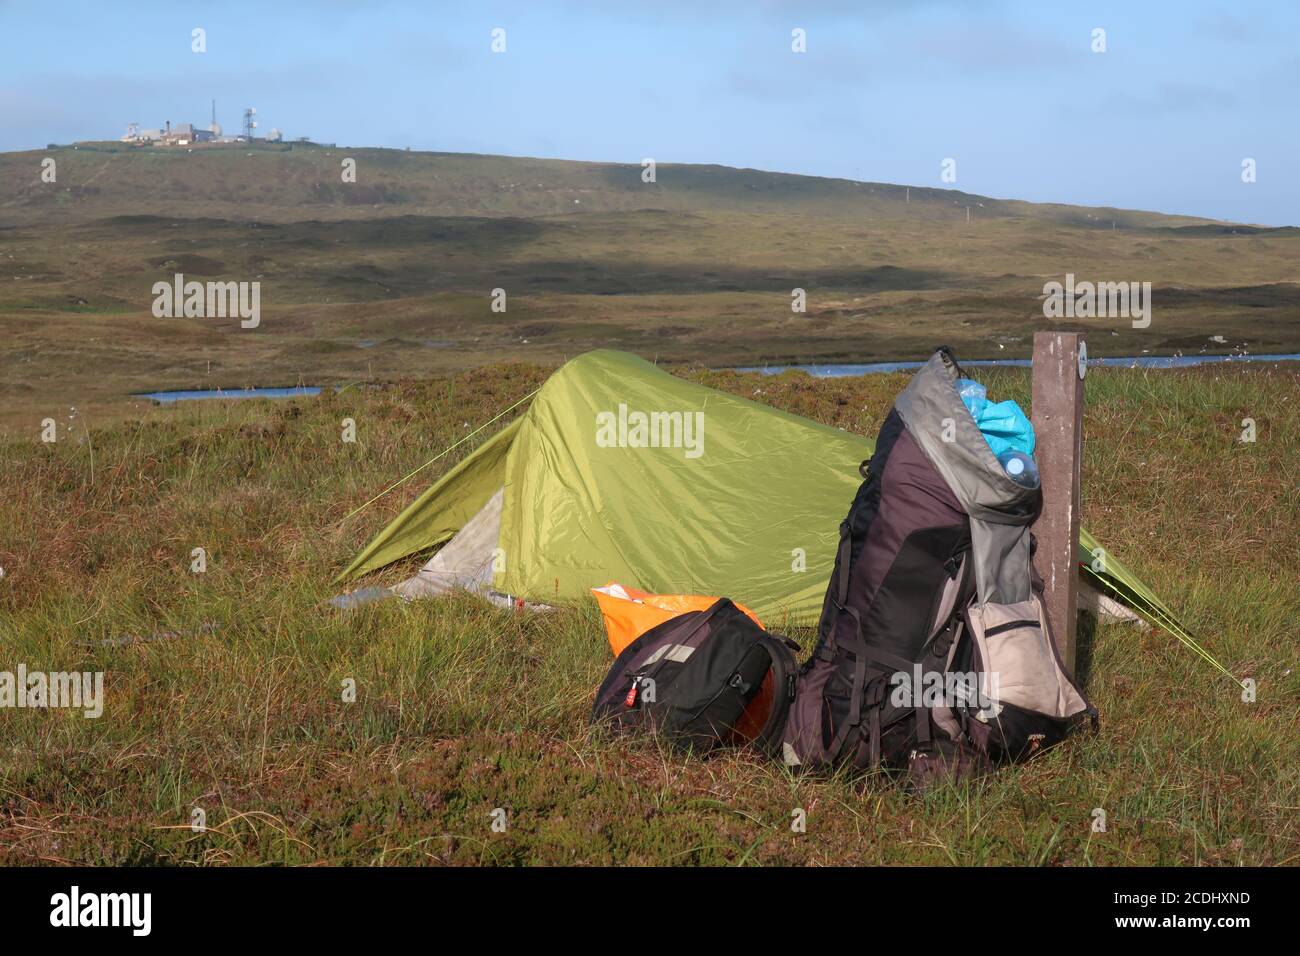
(1030, 331, 1086, 672)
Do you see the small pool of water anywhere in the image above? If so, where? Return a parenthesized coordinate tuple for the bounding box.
(136, 386, 323, 404)
(738, 353, 1300, 377)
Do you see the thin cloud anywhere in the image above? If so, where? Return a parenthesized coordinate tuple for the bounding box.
(1101, 83, 1238, 116)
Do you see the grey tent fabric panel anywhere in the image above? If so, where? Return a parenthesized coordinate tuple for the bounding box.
(392, 488, 553, 612)
(394, 488, 503, 600)
(1078, 578, 1145, 625)
(895, 351, 1040, 604)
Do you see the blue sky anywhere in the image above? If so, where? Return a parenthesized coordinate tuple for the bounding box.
(2, 0, 1296, 224)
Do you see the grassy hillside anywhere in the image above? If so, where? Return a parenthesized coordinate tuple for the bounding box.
(1, 362, 1295, 865)
(2, 143, 1298, 433)
(0, 141, 1227, 226)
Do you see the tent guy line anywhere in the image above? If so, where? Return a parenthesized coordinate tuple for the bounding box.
(341, 386, 541, 523)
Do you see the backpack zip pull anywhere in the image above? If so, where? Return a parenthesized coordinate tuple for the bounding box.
(624, 676, 640, 708)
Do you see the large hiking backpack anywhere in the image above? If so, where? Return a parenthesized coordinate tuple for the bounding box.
(591, 598, 800, 755)
(781, 348, 1095, 787)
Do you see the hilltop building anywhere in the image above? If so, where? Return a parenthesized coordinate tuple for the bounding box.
(120, 105, 300, 146)
(159, 123, 216, 146)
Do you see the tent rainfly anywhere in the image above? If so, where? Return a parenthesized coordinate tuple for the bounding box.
(339, 349, 1176, 635)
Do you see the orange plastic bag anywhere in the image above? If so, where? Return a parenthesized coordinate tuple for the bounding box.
(591, 582, 764, 656)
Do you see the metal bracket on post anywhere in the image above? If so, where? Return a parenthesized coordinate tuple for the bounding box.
(1030, 331, 1086, 672)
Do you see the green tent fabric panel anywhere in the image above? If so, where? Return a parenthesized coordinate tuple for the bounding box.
(335, 417, 521, 583)
(495, 350, 869, 626)
(339, 348, 1191, 646)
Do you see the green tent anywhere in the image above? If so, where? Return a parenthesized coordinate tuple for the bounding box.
(339, 349, 1192, 642)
